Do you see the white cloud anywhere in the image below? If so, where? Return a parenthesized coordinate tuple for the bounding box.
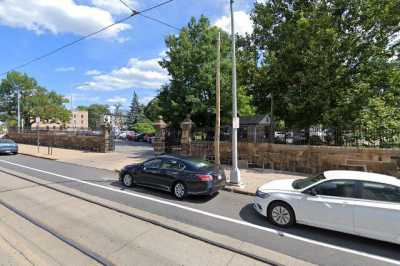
(55, 66, 75, 72)
(77, 57, 169, 91)
(91, 0, 137, 15)
(85, 69, 102, 76)
(214, 11, 253, 36)
(107, 96, 127, 103)
(0, 0, 130, 39)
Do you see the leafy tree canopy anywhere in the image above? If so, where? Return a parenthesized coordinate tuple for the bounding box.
(0, 71, 70, 128)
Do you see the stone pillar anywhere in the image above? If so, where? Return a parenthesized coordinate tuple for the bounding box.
(153, 116, 167, 154)
(180, 114, 194, 156)
(101, 122, 111, 153)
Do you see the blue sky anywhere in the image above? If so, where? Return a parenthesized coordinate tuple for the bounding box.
(0, 0, 254, 111)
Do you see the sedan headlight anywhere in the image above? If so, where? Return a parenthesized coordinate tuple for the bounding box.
(256, 189, 270, 199)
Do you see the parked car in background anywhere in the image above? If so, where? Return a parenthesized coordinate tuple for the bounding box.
(126, 131, 136, 141)
(0, 139, 18, 154)
(135, 133, 145, 142)
(119, 155, 226, 200)
(253, 170, 400, 244)
(117, 131, 128, 139)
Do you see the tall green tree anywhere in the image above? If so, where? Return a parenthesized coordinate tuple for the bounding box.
(86, 104, 109, 130)
(159, 16, 255, 127)
(251, 0, 400, 129)
(127, 91, 144, 130)
(144, 97, 163, 122)
(0, 71, 70, 128)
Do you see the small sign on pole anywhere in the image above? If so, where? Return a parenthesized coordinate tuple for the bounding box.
(232, 117, 240, 129)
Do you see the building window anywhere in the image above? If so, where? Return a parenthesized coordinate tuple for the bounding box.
(74, 114, 76, 118)
(81, 114, 84, 119)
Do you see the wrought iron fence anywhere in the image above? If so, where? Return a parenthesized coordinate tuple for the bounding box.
(190, 126, 400, 148)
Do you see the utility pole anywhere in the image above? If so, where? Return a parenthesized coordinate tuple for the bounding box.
(11, 78, 21, 133)
(230, 0, 241, 185)
(267, 93, 274, 142)
(215, 31, 221, 166)
(17, 85, 21, 133)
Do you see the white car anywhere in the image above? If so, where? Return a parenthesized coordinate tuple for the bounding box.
(254, 170, 400, 244)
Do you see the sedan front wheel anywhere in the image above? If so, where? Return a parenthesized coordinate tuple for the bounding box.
(122, 173, 135, 187)
(268, 201, 295, 227)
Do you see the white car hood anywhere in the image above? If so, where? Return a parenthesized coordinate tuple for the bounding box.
(259, 179, 296, 192)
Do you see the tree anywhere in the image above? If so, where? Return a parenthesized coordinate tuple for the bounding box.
(158, 16, 256, 127)
(144, 97, 163, 122)
(86, 104, 109, 130)
(251, 0, 400, 129)
(0, 71, 70, 128)
(127, 91, 144, 130)
(133, 119, 156, 134)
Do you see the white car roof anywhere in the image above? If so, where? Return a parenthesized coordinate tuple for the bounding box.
(324, 170, 400, 187)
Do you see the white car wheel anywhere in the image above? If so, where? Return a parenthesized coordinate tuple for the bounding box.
(268, 202, 295, 227)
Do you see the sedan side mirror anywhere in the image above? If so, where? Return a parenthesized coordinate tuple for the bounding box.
(304, 188, 317, 196)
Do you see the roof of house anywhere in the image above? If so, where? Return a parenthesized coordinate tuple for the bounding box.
(239, 114, 270, 126)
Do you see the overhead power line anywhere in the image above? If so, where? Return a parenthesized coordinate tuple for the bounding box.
(118, 0, 180, 31)
(0, 0, 175, 76)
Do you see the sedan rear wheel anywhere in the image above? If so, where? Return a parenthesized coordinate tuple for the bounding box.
(122, 173, 134, 187)
(173, 182, 186, 200)
(268, 202, 295, 227)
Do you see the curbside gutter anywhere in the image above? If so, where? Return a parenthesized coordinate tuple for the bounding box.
(223, 186, 256, 196)
(18, 152, 57, 161)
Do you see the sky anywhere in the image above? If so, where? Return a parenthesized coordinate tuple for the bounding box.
(0, 0, 255, 111)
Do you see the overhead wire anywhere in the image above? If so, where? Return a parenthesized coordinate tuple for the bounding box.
(118, 0, 180, 31)
(0, 0, 175, 76)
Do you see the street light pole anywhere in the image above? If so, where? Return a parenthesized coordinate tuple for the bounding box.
(17, 85, 20, 133)
(230, 0, 241, 185)
(11, 78, 21, 133)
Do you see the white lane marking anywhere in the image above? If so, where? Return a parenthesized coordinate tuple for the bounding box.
(0, 159, 399, 265)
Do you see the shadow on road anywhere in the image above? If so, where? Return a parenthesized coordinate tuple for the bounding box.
(239, 203, 400, 261)
(114, 140, 155, 159)
(109, 181, 218, 204)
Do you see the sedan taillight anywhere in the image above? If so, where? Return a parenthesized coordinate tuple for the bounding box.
(196, 174, 213, 181)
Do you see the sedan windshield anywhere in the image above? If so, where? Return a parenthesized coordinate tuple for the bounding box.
(292, 174, 325, 189)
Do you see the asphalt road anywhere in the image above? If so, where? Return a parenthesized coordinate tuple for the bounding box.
(0, 154, 399, 266)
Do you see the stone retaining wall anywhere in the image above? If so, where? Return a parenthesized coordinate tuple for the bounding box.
(7, 131, 108, 152)
(188, 141, 400, 177)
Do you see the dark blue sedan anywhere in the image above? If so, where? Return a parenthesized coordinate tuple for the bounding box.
(119, 154, 226, 200)
(0, 139, 18, 154)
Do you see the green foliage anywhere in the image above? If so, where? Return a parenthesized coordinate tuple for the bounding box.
(127, 91, 144, 130)
(86, 104, 109, 130)
(0, 71, 71, 128)
(158, 16, 256, 127)
(250, 0, 400, 128)
(133, 119, 156, 134)
(144, 98, 163, 122)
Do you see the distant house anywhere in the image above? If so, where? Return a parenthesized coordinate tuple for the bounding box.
(67, 110, 89, 130)
(31, 110, 88, 130)
(239, 114, 271, 143)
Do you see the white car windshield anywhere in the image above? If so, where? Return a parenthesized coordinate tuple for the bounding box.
(292, 174, 325, 189)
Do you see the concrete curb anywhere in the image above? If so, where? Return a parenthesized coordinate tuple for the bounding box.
(18, 152, 57, 161)
(223, 186, 256, 196)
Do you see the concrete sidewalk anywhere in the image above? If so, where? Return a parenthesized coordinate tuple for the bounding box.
(17, 144, 309, 195)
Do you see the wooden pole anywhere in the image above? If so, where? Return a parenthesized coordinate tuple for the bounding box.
(215, 31, 221, 166)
